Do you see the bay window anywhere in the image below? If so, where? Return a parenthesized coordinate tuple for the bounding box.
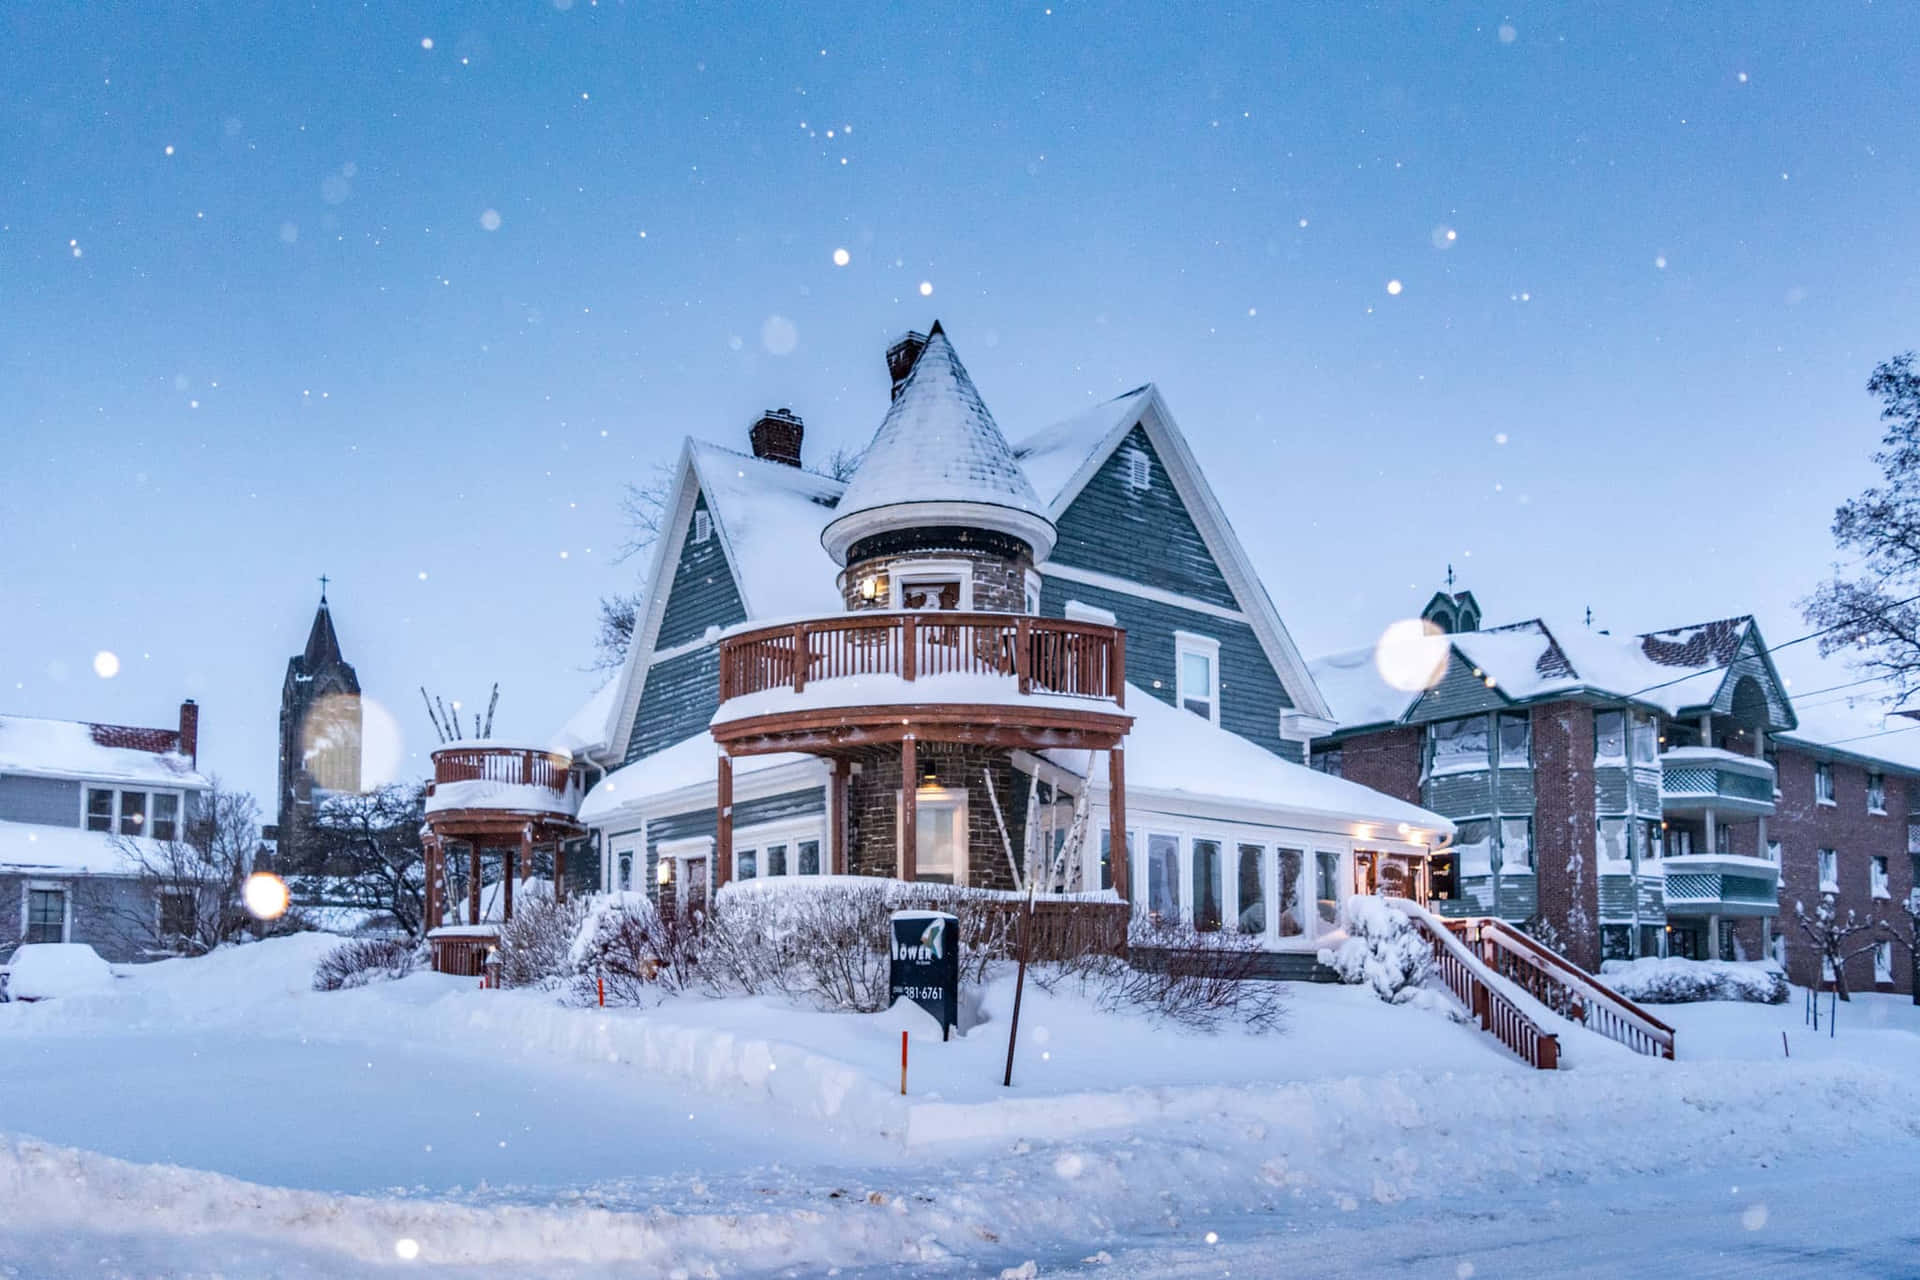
(1498, 818, 1532, 872)
(1594, 710, 1626, 764)
(1431, 716, 1489, 774)
(1498, 713, 1531, 767)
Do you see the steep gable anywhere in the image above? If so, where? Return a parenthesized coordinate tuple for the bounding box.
(1050, 425, 1237, 610)
(1408, 650, 1515, 723)
(655, 493, 748, 650)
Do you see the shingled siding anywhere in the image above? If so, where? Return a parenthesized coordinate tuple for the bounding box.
(0, 774, 81, 826)
(1048, 425, 1237, 611)
(656, 494, 748, 650)
(1037, 577, 1291, 754)
(625, 645, 721, 764)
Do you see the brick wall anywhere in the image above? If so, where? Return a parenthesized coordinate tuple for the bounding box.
(1532, 701, 1600, 970)
(1332, 726, 1423, 806)
(1771, 746, 1913, 994)
(846, 742, 1028, 891)
(840, 547, 1032, 613)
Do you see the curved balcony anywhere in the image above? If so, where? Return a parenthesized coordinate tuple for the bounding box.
(425, 743, 582, 822)
(712, 611, 1130, 755)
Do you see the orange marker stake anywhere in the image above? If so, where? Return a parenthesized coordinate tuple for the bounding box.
(900, 1029, 908, 1096)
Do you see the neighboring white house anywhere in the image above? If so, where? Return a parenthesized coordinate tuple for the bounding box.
(0, 702, 212, 963)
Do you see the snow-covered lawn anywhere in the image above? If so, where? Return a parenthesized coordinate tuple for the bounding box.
(3, 935, 1917, 1277)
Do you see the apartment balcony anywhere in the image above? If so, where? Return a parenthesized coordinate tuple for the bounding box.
(1658, 747, 1776, 819)
(1661, 854, 1780, 918)
(712, 611, 1130, 756)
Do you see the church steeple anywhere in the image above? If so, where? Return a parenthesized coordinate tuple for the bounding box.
(303, 593, 345, 670)
(276, 584, 364, 871)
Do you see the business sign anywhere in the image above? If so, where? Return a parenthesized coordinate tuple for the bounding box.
(889, 909, 959, 1038)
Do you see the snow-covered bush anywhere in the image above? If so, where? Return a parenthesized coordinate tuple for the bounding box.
(568, 891, 706, 1004)
(497, 895, 587, 989)
(1598, 956, 1789, 1005)
(1318, 897, 1432, 1004)
(312, 937, 416, 991)
(1039, 921, 1284, 1032)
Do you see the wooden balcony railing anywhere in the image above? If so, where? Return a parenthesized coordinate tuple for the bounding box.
(718, 612, 1125, 706)
(1388, 897, 1561, 1070)
(1446, 916, 1677, 1060)
(431, 745, 574, 795)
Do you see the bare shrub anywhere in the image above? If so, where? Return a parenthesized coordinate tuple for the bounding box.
(568, 892, 707, 1004)
(1038, 921, 1283, 1032)
(313, 937, 417, 991)
(497, 895, 587, 989)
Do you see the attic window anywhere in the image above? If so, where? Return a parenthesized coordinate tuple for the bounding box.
(692, 510, 712, 544)
(1125, 449, 1151, 492)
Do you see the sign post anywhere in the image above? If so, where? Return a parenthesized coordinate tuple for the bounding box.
(889, 909, 959, 1040)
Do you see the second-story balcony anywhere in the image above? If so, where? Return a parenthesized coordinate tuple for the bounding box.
(1661, 853, 1781, 917)
(425, 743, 582, 821)
(1658, 746, 1776, 819)
(713, 611, 1128, 754)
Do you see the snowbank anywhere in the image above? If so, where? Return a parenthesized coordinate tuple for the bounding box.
(2, 944, 115, 1000)
(1601, 956, 1790, 1005)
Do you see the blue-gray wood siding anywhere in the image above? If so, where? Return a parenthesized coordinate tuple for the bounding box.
(1408, 653, 1511, 724)
(1633, 768, 1661, 814)
(1595, 766, 1631, 814)
(1037, 577, 1291, 754)
(1600, 874, 1668, 921)
(1048, 425, 1237, 611)
(642, 788, 826, 897)
(1, 873, 161, 964)
(1711, 633, 1793, 728)
(1439, 875, 1536, 920)
(0, 775, 81, 827)
(625, 645, 721, 764)
(1425, 771, 1491, 817)
(656, 493, 748, 651)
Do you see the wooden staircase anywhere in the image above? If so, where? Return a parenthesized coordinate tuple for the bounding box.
(1444, 915, 1677, 1060)
(1389, 897, 1562, 1069)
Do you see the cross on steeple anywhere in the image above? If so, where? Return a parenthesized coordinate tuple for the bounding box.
(1445, 563, 1455, 592)
(318, 574, 330, 604)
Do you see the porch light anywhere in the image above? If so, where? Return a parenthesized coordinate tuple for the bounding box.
(1397, 822, 1411, 836)
(657, 859, 673, 885)
(860, 575, 879, 600)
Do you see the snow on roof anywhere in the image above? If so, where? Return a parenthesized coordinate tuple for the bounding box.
(1308, 646, 1418, 731)
(825, 324, 1050, 545)
(578, 732, 816, 825)
(0, 819, 163, 876)
(1010, 384, 1154, 508)
(424, 778, 580, 818)
(0, 714, 208, 788)
(1044, 686, 1451, 838)
(711, 670, 1123, 726)
(550, 680, 620, 756)
(1776, 691, 1920, 773)
(689, 441, 845, 620)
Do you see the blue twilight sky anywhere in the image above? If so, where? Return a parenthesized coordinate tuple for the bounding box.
(4, 3, 1917, 802)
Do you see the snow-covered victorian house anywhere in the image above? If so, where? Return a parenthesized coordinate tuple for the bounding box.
(1310, 602, 1813, 973)
(560, 323, 1447, 972)
(0, 702, 211, 963)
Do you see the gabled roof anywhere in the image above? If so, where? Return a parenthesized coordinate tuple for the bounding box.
(1010, 383, 1333, 722)
(821, 322, 1054, 562)
(302, 601, 344, 670)
(0, 714, 208, 788)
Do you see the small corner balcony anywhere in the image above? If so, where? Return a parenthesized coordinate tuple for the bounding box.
(1658, 746, 1776, 819)
(1661, 853, 1781, 918)
(425, 743, 583, 823)
(711, 611, 1130, 756)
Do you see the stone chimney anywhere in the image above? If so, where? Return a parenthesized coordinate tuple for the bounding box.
(178, 699, 199, 766)
(886, 331, 928, 401)
(749, 408, 805, 468)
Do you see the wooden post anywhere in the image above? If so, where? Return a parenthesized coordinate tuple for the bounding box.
(1014, 616, 1031, 695)
(900, 735, 918, 882)
(502, 847, 514, 922)
(518, 826, 533, 882)
(793, 623, 809, 693)
(1111, 629, 1126, 706)
(468, 841, 482, 925)
(902, 614, 918, 682)
(424, 837, 440, 933)
(1108, 745, 1129, 901)
(554, 842, 567, 903)
(716, 753, 734, 889)
(831, 758, 851, 875)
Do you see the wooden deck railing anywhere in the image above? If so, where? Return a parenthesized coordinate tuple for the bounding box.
(431, 745, 574, 794)
(719, 612, 1125, 705)
(1388, 897, 1561, 1070)
(1447, 917, 1677, 1060)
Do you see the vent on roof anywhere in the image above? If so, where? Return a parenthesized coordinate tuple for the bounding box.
(1125, 448, 1151, 492)
(692, 509, 712, 544)
(749, 408, 804, 468)
(886, 331, 928, 401)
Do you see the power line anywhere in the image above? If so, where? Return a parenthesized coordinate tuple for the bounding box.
(1620, 593, 1920, 701)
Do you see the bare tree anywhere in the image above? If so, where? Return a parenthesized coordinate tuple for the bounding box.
(292, 782, 430, 938)
(1803, 353, 1920, 700)
(93, 781, 261, 956)
(1879, 890, 1920, 1007)
(823, 444, 864, 482)
(1794, 894, 1879, 1001)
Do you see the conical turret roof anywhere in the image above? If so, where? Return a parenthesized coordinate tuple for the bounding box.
(822, 322, 1055, 563)
(303, 599, 345, 670)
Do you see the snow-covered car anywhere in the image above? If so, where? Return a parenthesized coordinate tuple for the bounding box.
(0, 942, 117, 1002)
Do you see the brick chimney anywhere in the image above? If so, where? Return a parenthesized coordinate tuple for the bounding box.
(178, 699, 199, 766)
(886, 331, 928, 401)
(749, 408, 805, 467)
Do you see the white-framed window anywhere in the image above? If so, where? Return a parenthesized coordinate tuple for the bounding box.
(1097, 827, 1132, 893)
(1871, 855, 1890, 899)
(657, 835, 715, 901)
(1818, 848, 1838, 893)
(118, 790, 147, 836)
(1875, 940, 1894, 984)
(1145, 832, 1181, 921)
(614, 846, 636, 892)
(1596, 816, 1629, 871)
(1174, 631, 1220, 725)
(1498, 713, 1531, 767)
(1430, 715, 1489, 775)
(1453, 817, 1493, 876)
(1815, 761, 1835, 805)
(1191, 837, 1225, 931)
(1640, 820, 1665, 864)
(85, 788, 114, 832)
(151, 793, 180, 842)
(692, 508, 712, 544)
(891, 559, 973, 612)
(1868, 772, 1886, 814)
(1498, 817, 1533, 872)
(900, 787, 967, 884)
(1023, 570, 1043, 616)
(1124, 448, 1151, 491)
(25, 884, 68, 944)
(1275, 847, 1306, 938)
(1766, 839, 1781, 865)
(1594, 710, 1627, 764)
(1313, 850, 1342, 928)
(1235, 842, 1268, 936)
(1629, 714, 1659, 765)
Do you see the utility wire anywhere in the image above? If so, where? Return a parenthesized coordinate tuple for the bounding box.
(1620, 592, 1920, 700)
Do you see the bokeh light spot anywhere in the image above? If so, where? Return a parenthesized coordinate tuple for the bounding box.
(92, 651, 121, 679)
(1375, 619, 1449, 693)
(243, 872, 290, 921)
